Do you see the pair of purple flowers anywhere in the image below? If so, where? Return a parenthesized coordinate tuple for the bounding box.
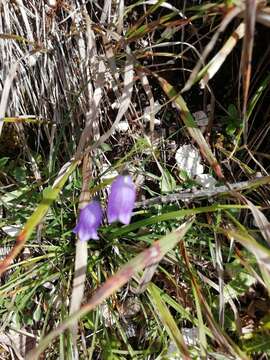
(73, 174, 136, 241)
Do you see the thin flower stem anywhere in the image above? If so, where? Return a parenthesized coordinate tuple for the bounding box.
(69, 153, 92, 357)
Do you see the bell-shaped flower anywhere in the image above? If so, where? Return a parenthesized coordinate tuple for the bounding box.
(107, 175, 136, 225)
(73, 200, 103, 241)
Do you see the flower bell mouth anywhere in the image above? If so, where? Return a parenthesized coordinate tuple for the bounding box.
(107, 175, 136, 225)
(73, 200, 103, 241)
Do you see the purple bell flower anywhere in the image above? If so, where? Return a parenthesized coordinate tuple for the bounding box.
(73, 200, 103, 241)
(107, 175, 136, 225)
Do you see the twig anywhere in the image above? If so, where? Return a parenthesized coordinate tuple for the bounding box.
(135, 176, 270, 208)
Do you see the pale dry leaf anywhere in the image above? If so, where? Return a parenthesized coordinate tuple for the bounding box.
(92, 46, 134, 150)
(181, 5, 243, 93)
(100, 303, 117, 327)
(116, 0, 124, 34)
(175, 145, 204, 178)
(144, 0, 185, 18)
(2, 225, 21, 237)
(101, 0, 112, 24)
(200, 23, 245, 89)
(226, 228, 270, 275)
(245, 198, 270, 245)
(193, 110, 209, 130)
(256, 7, 270, 27)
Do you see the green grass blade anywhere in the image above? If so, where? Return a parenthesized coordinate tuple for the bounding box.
(0, 160, 79, 276)
(148, 283, 191, 359)
(26, 217, 195, 359)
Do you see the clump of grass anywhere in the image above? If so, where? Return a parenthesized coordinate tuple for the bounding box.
(1, 1, 270, 359)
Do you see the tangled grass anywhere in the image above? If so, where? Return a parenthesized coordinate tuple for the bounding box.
(1, 0, 270, 359)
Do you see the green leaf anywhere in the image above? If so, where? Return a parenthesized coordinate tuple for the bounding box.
(33, 303, 42, 322)
(225, 261, 256, 302)
(243, 333, 270, 355)
(13, 166, 27, 182)
(100, 143, 112, 152)
(228, 104, 238, 119)
(160, 168, 176, 193)
(0, 157, 9, 169)
(226, 123, 237, 136)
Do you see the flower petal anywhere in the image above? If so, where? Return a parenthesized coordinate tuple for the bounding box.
(107, 175, 136, 225)
(118, 212, 132, 225)
(73, 200, 103, 241)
